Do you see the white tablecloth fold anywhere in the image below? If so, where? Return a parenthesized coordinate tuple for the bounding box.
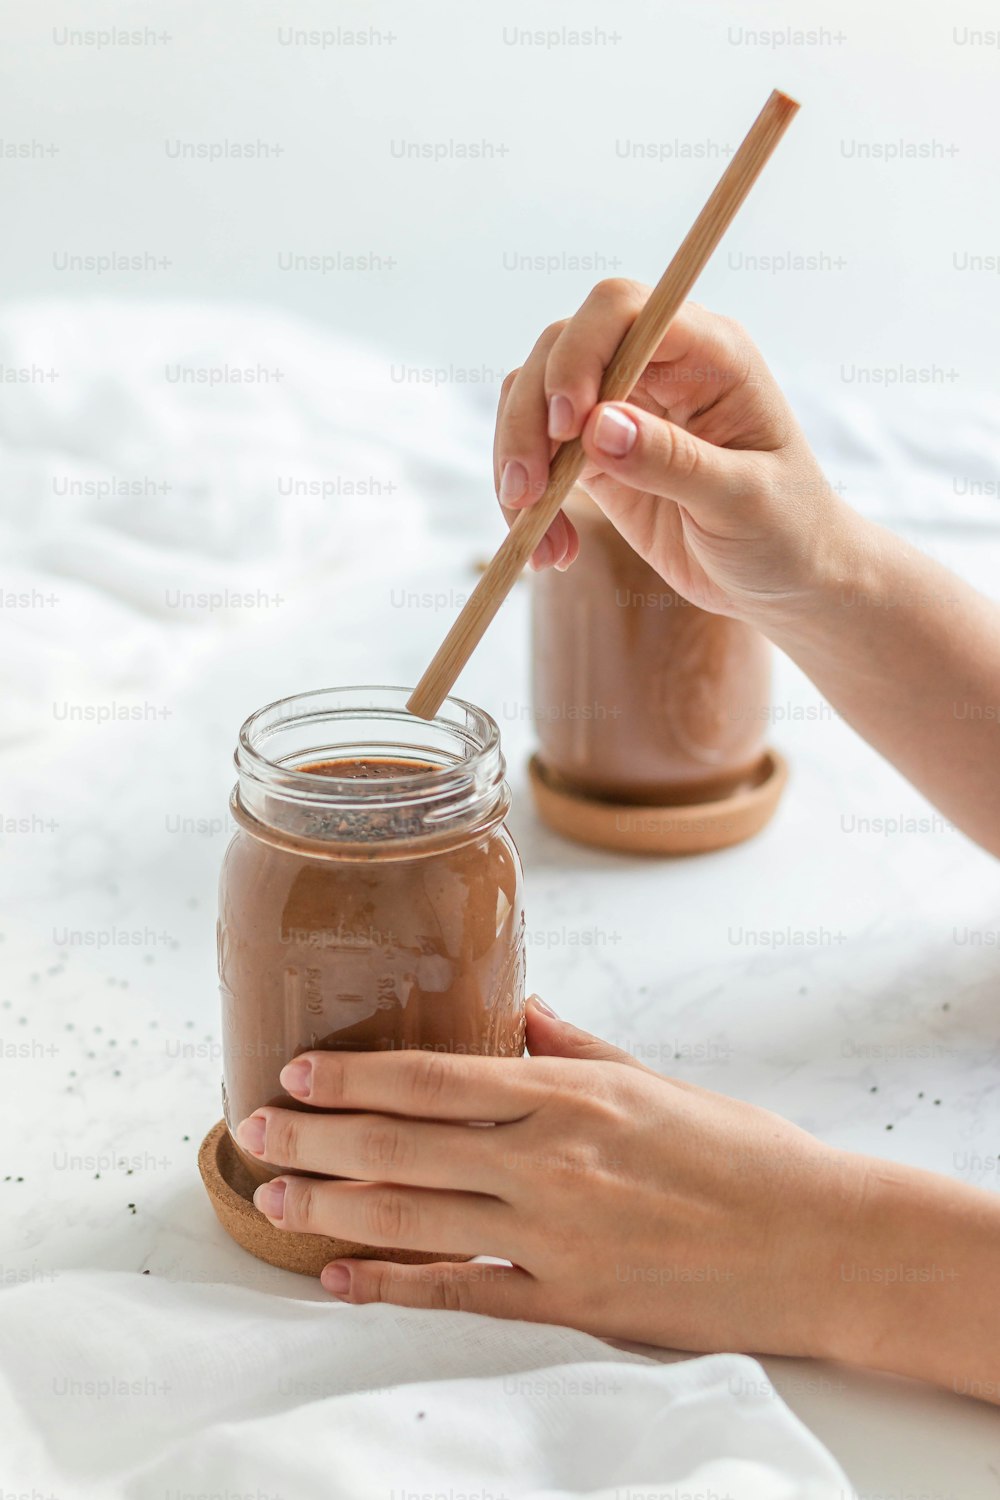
(0, 1270, 853, 1499)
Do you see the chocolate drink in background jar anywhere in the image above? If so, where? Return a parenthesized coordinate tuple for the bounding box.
(201, 686, 525, 1275)
(529, 489, 786, 854)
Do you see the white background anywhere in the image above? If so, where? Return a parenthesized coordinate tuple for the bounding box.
(4, 0, 1000, 385)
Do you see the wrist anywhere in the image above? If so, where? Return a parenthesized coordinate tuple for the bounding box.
(777, 1145, 882, 1364)
(759, 500, 888, 659)
(809, 1151, 907, 1368)
(810, 1152, 1000, 1396)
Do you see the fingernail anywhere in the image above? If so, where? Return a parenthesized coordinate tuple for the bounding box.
(321, 1262, 353, 1299)
(548, 393, 574, 440)
(280, 1058, 312, 1098)
(236, 1114, 267, 1156)
(500, 459, 528, 504)
(530, 994, 558, 1018)
(253, 1179, 286, 1221)
(594, 406, 638, 458)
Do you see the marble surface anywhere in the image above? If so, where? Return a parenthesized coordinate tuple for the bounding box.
(4, 527, 1000, 1497)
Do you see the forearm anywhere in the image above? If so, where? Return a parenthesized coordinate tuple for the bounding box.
(821, 1153, 1000, 1402)
(770, 509, 1000, 856)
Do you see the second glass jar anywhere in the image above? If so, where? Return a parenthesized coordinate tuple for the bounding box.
(532, 490, 773, 805)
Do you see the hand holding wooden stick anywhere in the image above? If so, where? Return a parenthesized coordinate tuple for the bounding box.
(406, 88, 800, 721)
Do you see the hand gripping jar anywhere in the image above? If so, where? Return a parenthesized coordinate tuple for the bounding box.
(529, 491, 786, 854)
(202, 687, 526, 1273)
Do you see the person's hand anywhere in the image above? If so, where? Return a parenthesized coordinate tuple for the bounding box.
(236, 998, 1000, 1399)
(495, 283, 858, 630)
(236, 997, 862, 1360)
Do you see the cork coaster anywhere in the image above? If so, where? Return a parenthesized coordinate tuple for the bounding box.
(528, 749, 788, 856)
(198, 1120, 468, 1277)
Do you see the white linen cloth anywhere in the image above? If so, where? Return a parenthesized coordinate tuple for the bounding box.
(0, 1271, 852, 1499)
(0, 299, 487, 741)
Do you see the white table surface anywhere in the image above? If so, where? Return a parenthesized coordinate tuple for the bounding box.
(3, 529, 1000, 1497)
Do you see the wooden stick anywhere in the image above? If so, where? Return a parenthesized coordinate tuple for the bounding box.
(407, 88, 800, 721)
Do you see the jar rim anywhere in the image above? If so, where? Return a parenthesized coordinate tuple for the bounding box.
(234, 685, 505, 821)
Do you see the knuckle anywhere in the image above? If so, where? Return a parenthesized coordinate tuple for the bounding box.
(549, 1140, 604, 1179)
(560, 1079, 625, 1137)
(430, 1272, 468, 1313)
(540, 318, 568, 345)
(348, 1261, 386, 1304)
(546, 346, 590, 391)
(287, 1176, 316, 1229)
(366, 1188, 412, 1244)
(548, 1058, 608, 1102)
(499, 367, 520, 402)
(591, 276, 645, 309)
(661, 423, 700, 481)
(586, 1070, 633, 1117)
(265, 1109, 299, 1166)
(359, 1120, 413, 1173)
(721, 313, 749, 341)
(407, 1051, 451, 1111)
(499, 396, 539, 448)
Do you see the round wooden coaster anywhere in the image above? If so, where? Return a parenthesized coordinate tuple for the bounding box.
(528, 749, 788, 856)
(198, 1119, 467, 1277)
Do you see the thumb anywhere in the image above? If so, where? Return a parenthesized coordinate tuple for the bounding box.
(579, 399, 762, 529)
(525, 995, 651, 1072)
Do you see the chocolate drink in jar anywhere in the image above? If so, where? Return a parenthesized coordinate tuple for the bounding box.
(529, 489, 786, 853)
(202, 687, 526, 1276)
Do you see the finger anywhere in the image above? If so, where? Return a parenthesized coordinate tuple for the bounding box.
(491, 330, 563, 516)
(495, 505, 577, 573)
(493, 389, 577, 571)
(525, 995, 653, 1072)
(551, 513, 581, 573)
(544, 277, 650, 441)
(525, 508, 577, 572)
(494, 322, 564, 512)
(580, 400, 766, 532)
(492, 365, 518, 494)
(546, 291, 761, 436)
(253, 1176, 510, 1258)
(321, 1257, 544, 1321)
(276, 1048, 547, 1122)
(494, 327, 578, 570)
(235, 1106, 511, 1193)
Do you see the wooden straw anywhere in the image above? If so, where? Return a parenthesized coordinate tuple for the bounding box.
(407, 88, 800, 721)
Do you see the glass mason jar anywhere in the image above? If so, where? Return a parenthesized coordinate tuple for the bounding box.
(532, 490, 772, 805)
(218, 687, 526, 1187)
